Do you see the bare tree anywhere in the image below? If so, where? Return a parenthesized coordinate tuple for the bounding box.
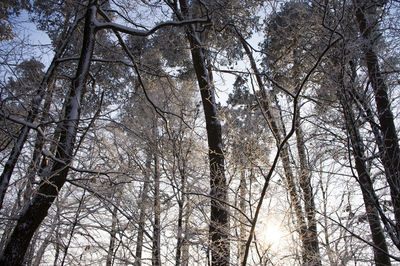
(353, 0, 400, 240)
(0, 1, 97, 263)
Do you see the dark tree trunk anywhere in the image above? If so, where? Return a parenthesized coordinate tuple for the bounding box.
(0, 17, 75, 210)
(178, 1, 230, 265)
(175, 161, 187, 266)
(175, 195, 184, 266)
(350, 79, 400, 248)
(152, 151, 161, 266)
(353, 0, 400, 238)
(238, 169, 247, 264)
(339, 86, 391, 266)
(0, 1, 96, 264)
(181, 214, 190, 266)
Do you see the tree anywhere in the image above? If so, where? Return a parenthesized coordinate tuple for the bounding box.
(171, 1, 230, 264)
(0, 1, 97, 264)
(353, 0, 400, 240)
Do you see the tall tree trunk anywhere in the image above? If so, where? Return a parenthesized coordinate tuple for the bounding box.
(237, 31, 313, 265)
(135, 152, 151, 266)
(349, 77, 400, 248)
(295, 103, 321, 266)
(0, 2, 97, 264)
(181, 212, 190, 266)
(353, 0, 400, 238)
(0, 15, 76, 210)
(106, 205, 118, 266)
(339, 86, 391, 265)
(238, 169, 247, 264)
(177, 1, 230, 265)
(291, 45, 321, 266)
(176, 198, 184, 266)
(152, 150, 161, 266)
(175, 160, 187, 266)
(279, 133, 310, 266)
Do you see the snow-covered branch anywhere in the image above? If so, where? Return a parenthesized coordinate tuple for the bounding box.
(94, 17, 210, 36)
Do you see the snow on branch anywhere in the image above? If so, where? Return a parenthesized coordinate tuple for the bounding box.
(94, 18, 210, 36)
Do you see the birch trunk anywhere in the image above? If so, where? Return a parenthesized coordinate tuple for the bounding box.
(238, 169, 247, 263)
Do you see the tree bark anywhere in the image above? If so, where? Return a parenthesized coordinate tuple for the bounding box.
(295, 102, 321, 266)
(353, 0, 400, 238)
(152, 150, 161, 266)
(135, 153, 151, 266)
(175, 160, 187, 266)
(238, 169, 247, 264)
(178, 1, 230, 265)
(237, 31, 314, 265)
(0, 1, 96, 264)
(0, 15, 76, 210)
(106, 205, 118, 266)
(339, 86, 391, 266)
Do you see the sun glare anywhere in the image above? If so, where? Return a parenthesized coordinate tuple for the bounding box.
(259, 221, 284, 249)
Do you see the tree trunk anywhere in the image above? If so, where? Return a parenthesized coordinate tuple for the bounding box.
(295, 103, 321, 266)
(0, 16, 76, 210)
(237, 31, 313, 265)
(175, 161, 187, 266)
(353, 0, 400, 238)
(106, 205, 118, 266)
(280, 138, 310, 265)
(152, 151, 161, 266)
(178, 1, 230, 265)
(135, 153, 151, 266)
(238, 169, 247, 264)
(0, 2, 96, 264)
(181, 212, 190, 266)
(339, 86, 391, 265)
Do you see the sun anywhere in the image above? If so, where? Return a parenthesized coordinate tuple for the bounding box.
(258, 221, 284, 249)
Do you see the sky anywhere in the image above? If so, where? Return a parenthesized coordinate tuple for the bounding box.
(9, 10, 53, 65)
